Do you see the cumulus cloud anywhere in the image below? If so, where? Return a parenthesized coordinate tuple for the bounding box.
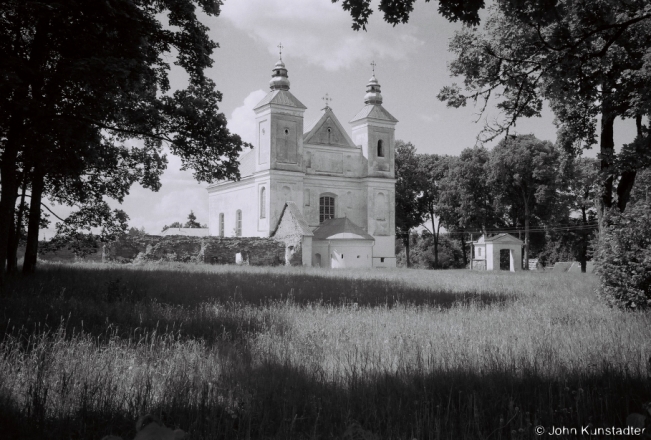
(221, 0, 424, 71)
(227, 89, 267, 146)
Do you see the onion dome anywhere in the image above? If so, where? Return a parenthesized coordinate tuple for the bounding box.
(269, 59, 290, 91)
(363, 74, 383, 105)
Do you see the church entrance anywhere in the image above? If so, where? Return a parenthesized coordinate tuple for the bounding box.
(499, 249, 511, 271)
(314, 253, 321, 267)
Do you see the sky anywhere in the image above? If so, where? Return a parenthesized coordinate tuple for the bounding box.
(41, 0, 639, 238)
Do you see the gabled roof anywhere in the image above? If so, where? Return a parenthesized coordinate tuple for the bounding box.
(236, 149, 256, 178)
(160, 228, 210, 237)
(475, 233, 524, 244)
(312, 217, 375, 241)
(350, 104, 398, 123)
(270, 201, 314, 238)
(303, 107, 357, 148)
(254, 90, 307, 110)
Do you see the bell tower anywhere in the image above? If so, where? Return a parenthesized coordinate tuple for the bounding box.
(350, 68, 398, 178)
(350, 64, 398, 267)
(253, 54, 306, 174)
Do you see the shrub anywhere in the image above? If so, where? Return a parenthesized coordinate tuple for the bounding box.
(397, 234, 466, 269)
(596, 200, 651, 309)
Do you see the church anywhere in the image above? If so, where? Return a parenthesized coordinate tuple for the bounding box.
(206, 56, 398, 268)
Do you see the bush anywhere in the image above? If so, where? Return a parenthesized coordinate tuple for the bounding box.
(596, 200, 651, 309)
(397, 234, 466, 269)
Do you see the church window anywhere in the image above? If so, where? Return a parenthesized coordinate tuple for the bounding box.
(478, 247, 482, 257)
(284, 128, 289, 135)
(235, 210, 242, 237)
(319, 196, 335, 223)
(219, 213, 224, 237)
(260, 187, 266, 219)
(377, 140, 384, 157)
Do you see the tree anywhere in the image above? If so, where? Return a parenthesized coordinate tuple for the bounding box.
(417, 154, 453, 268)
(394, 141, 426, 268)
(0, 0, 246, 276)
(162, 222, 184, 233)
(332, 0, 485, 30)
(184, 211, 202, 228)
(489, 135, 561, 268)
(436, 1, 651, 229)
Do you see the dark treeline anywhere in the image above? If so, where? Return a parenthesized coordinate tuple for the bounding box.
(0, 0, 246, 283)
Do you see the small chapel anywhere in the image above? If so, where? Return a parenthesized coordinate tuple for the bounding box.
(206, 56, 398, 268)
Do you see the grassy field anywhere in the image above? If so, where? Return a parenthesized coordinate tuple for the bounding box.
(0, 262, 649, 439)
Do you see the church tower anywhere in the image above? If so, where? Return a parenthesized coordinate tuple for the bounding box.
(350, 69, 398, 267)
(350, 71, 398, 178)
(253, 57, 307, 174)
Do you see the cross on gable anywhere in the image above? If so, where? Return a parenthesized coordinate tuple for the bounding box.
(322, 93, 332, 108)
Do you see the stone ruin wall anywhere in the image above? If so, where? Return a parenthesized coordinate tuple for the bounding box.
(107, 235, 288, 265)
(38, 235, 293, 266)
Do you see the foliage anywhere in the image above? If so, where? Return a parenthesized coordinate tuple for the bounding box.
(437, 0, 651, 220)
(0, 263, 648, 439)
(42, 203, 130, 257)
(0, 0, 246, 275)
(596, 200, 651, 310)
(489, 135, 561, 266)
(332, 0, 485, 30)
(399, 233, 466, 269)
(161, 211, 207, 232)
(394, 141, 427, 266)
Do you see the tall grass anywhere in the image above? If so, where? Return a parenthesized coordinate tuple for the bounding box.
(0, 262, 649, 439)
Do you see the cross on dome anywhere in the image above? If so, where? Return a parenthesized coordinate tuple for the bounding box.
(277, 43, 284, 60)
(371, 60, 376, 74)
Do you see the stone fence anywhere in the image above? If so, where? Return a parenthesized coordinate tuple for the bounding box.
(40, 235, 289, 266)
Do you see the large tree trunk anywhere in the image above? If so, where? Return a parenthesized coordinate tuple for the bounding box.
(23, 169, 45, 274)
(0, 126, 22, 281)
(404, 232, 411, 268)
(7, 177, 28, 273)
(579, 207, 588, 273)
(460, 231, 468, 267)
(431, 211, 439, 268)
(598, 113, 616, 234)
(615, 115, 645, 212)
(523, 199, 530, 270)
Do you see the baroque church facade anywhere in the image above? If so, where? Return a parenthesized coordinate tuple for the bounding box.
(207, 57, 397, 268)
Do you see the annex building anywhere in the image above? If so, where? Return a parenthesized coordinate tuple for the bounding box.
(206, 57, 398, 268)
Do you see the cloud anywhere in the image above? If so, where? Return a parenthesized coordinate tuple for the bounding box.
(228, 89, 267, 146)
(221, 0, 424, 71)
(419, 113, 441, 123)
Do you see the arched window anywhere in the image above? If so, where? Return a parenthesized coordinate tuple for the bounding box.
(219, 213, 224, 237)
(319, 195, 335, 223)
(260, 187, 266, 219)
(235, 210, 242, 237)
(377, 139, 384, 157)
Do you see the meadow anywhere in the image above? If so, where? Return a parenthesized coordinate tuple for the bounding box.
(0, 262, 649, 439)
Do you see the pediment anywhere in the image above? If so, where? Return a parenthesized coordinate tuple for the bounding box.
(303, 108, 356, 148)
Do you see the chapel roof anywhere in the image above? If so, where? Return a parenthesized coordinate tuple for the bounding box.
(270, 201, 314, 237)
(312, 217, 375, 241)
(475, 233, 524, 244)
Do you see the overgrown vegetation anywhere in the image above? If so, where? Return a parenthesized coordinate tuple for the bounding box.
(597, 201, 651, 310)
(1, 263, 649, 439)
